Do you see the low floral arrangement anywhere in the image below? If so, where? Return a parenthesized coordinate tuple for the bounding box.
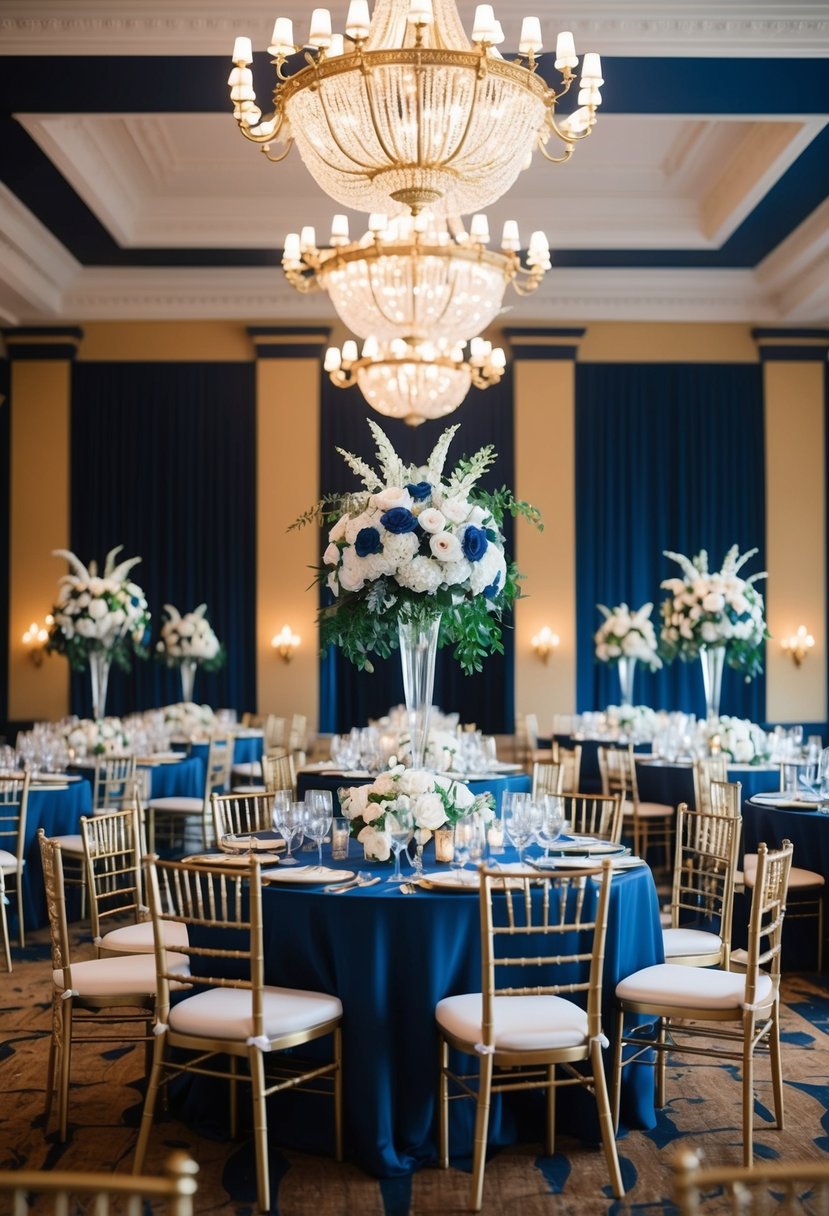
(659, 546, 768, 677)
(594, 602, 663, 671)
(292, 419, 541, 673)
(62, 717, 131, 759)
(47, 546, 151, 671)
(156, 603, 225, 670)
(163, 701, 216, 739)
(706, 715, 770, 765)
(604, 704, 658, 738)
(340, 766, 495, 861)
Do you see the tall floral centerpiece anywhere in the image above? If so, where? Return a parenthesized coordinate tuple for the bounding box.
(659, 546, 767, 719)
(46, 546, 151, 719)
(293, 419, 541, 768)
(156, 603, 225, 702)
(594, 602, 662, 706)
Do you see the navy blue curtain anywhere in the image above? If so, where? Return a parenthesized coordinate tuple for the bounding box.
(575, 362, 766, 719)
(0, 359, 8, 729)
(69, 362, 256, 715)
(318, 375, 516, 733)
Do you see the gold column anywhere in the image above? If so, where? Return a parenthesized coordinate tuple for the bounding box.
(755, 328, 829, 724)
(504, 328, 585, 731)
(249, 327, 329, 731)
(4, 328, 82, 722)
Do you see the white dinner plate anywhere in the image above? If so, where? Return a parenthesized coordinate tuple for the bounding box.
(418, 864, 539, 892)
(221, 832, 285, 853)
(186, 852, 284, 866)
(31, 782, 70, 792)
(749, 792, 821, 810)
(31, 771, 82, 784)
(549, 840, 628, 856)
(261, 866, 355, 885)
(532, 854, 645, 871)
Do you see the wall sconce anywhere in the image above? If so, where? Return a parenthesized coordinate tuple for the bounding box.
(781, 625, 815, 667)
(531, 626, 561, 664)
(22, 615, 52, 666)
(271, 625, 301, 663)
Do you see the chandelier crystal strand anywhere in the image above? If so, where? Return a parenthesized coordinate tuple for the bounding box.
(230, 0, 603, 217)
(282, 212, 551, 345)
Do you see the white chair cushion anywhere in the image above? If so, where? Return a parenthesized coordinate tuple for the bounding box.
(616, 963, 773, 1011)
(231, 785, 267, 795)
(51, 834, 84, 854)
(662, 927, 723, 958)
(742, 854, 824, 890)
(622, 801, 673, 819)
(168, 984, 342, 1042)
(100, 920, 190, 953)
(232, 762, 261, 779)
(148, 797, 203, 813)
(55, 952, 189, 998)
(0, 849, 23, 868)
(435, 992, 589, 1052)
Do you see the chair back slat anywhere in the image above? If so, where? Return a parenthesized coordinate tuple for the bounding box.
(81, 805, 144, 939)
(692, 756, 729, 814)
(37, 830, 72, 982)
(0, 1152, 198, 1215)
(562, 792, 623, 843)
(744, 841, 793, 1003)
(92, 755, 139, 811)
(551, 742, 583, 793)
(670, 802, 742, 963)
(709, 779, 742, 817)
(0, 774, 29, 861)
(531, 761, 564, 800)
(261, 751, 295, 796)
(672, 1144, 829, 1215)
(211, 791, 276, 841)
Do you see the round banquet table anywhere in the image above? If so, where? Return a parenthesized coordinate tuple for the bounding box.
(296, 768, 531, 807)
(237, 847, 664, 1179)
(742, 797, 829, 970)
(182, 731, 264, 769)
(23, 778, 93, 929)
(552, 736, 651, 794)
(635, 759, 780, 807)
(72, 756, 203, 801)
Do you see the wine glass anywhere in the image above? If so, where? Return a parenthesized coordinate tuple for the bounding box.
(387, 807, 415, 884)
(817, 749, 829, 814)
(504, 797, 537, 865)
(274, 800, 305, 864)
(304, 791, 334, 868)
(536, 795, 565, 857)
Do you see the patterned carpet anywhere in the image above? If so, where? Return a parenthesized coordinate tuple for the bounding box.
(3, 929, 829, 1214)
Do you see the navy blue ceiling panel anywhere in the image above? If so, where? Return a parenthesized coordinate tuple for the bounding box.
(1, 54, 827, 271)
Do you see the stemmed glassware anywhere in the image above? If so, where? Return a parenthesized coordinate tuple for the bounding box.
(504, 794, 538, 865)
(274, 800, 305, 864)
(387, 806, 415, 884)
(453, 814, 485, 873)
(536, 795, 565, 857)
(304, 790, 334, 868)
(817, 749, 829, 814)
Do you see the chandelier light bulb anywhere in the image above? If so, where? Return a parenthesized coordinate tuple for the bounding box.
(230, 0, 605, 218)
(501, 220, 520, 251)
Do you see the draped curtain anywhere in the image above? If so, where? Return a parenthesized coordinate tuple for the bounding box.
(575, 362, 766, 720)
(318, 376, 516, 733)
(69, 362, 256, 715)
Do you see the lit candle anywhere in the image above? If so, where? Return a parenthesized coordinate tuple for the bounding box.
(434, 828, 455, 863)
(487, 820, 505, 853)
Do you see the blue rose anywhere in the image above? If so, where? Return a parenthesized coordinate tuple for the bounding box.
(405, 481, 432, 502)
(380, 507, 418, 535)
(462, 525, 489, 563)
(355, 526, 383, 558)
(483, 572, 502, 600)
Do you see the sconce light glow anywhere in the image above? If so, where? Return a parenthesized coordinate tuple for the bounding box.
(531, 625, 560, 663)
(272, 625, 301, 663)
(22, 615, 53, 667)
(781, 625, 815, 668)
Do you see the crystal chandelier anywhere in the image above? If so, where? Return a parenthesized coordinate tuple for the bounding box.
(282, 211, 550, 345)
(229, 0, 603, 217)
(324, 335, 506, 426)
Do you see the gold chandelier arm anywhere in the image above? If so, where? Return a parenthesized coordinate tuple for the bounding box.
(510, 267, 545, 297)
(262, 138, 294, 163)
(534, 136, 575, 165)
(283, 267, 321, 294)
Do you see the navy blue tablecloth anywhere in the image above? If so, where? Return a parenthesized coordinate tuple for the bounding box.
(73, 757, 204, 802)
(553, 736, 651, 795)
(256, 847, 662, 1177)
(24, 779, 93, 929)
(296, 769, 531, 807)
(184, 733, 264, 768)
(636, 760, 780, 808)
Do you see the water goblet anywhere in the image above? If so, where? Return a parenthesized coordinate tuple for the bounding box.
(304, 792, 334, 868)
(504, 798, 537, 866)
(818, 749, 829, 814)
(387, 807, 415, 884)
(274, 800, 305, 864)
(536, 795, 565, 857)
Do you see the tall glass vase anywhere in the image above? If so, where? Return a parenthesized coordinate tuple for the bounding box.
(180, 658, 197, 703)
(700, 644, 726, 720)
(88, 649, 112, 721)
(616, 656, 637, 707)
(398, 613, 441, 770)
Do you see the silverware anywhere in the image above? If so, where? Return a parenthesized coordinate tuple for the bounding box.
(399, 882, 419, 894)
(332, 875, 381, 894)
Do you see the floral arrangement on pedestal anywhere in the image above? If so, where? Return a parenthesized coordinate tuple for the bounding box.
(594, 603, 663, 670)
(163, 702, 217, 741)
(659, 546, 767, 673)
(156, 603, 225, 701)
(292, 419, 541, 676)
(62, 717, 131, 759)
(46, 546, 151, 719)
(604, 704, 658, 740)
(705, 716, 771, 765)
(339, 766, 495, 861)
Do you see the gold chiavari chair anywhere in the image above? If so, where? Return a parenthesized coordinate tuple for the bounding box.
(263, 714, 288, 752)
(0, 1151, 199, 1215)
(134, 854, 343, 1213)
(147, 730, 234, 852)
(514, 712, 539, 767)
(0, 771, 29, 961)
(531, 760, 564, 800)
(38, 830, 187, 1141)
(661, 801, 742, 969)
(612, 841, 793, 1166)
(562, 791, 623, 844)
(692, 754, 728, 814)
(598, 744, 674, 873)
(211, 790, 279, 842)
(551, 741, 583, 793)
(262, 749, 296, 796)
(436, 860, 623, 1210)
(672, 1145, 829, 1215)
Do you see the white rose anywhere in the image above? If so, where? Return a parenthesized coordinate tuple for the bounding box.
(413, 792, 446, 831)
(372, 487, 411, 511)
(75, 618, 97, 638)
(399, 770, 434, 797)
(466, 505, 491, 528)
(87, 598, 108, 621)
(417, 508, 446, 534)
(702, 592, 725, 614)
(430, 532, 463, 562)
(732, 739, 754, 763)
(441, 498, 470, 524)
(358, 824, 391, 861)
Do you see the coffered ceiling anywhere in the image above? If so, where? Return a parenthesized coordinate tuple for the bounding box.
(1, 1, 828, 326)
